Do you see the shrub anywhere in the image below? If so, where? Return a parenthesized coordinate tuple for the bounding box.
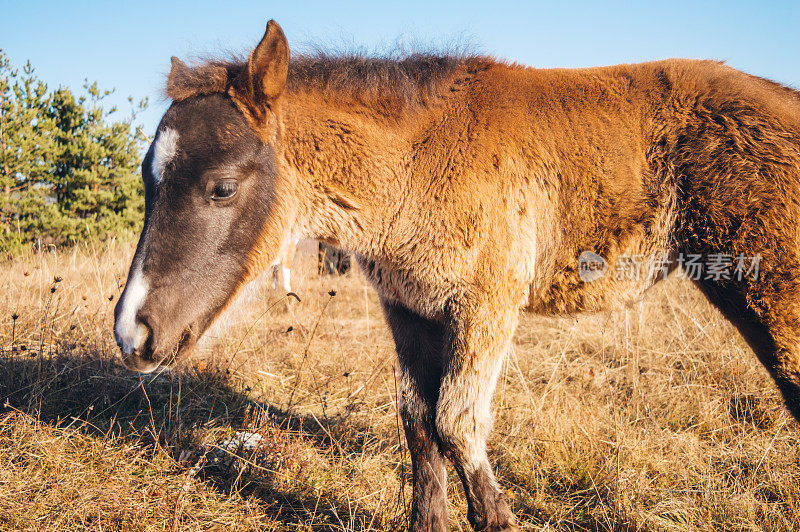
(0, 50, 146, 255)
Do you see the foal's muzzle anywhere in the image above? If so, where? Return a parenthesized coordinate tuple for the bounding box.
(115, 315, 161, 373)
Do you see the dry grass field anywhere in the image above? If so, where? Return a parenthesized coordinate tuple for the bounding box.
(1, 240, 799, 531)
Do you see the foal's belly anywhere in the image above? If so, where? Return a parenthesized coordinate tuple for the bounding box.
(523, 248, 678, 315)
(357, 229, 675, 319)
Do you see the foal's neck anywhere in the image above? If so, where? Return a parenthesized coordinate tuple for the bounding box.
(279, 92, 423, 259)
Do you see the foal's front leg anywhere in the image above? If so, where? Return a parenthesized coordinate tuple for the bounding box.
(436, 300, 519, 531)
(383, 302, 449, 531)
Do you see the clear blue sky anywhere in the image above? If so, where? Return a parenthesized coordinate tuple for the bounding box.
(2, 1, 799, 136)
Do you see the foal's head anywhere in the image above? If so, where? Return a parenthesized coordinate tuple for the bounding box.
(114, 21, 291, 372)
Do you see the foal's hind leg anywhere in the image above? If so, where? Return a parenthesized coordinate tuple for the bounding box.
(383, 302, 449, 531)
(695, 278, 800, 420)
(436, 300, 519, 531)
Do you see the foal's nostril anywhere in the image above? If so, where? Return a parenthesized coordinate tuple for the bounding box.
(134, 314, 154, 350)
(115, 311, 153, 358)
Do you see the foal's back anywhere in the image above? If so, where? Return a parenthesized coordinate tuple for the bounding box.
(432, 59, 800, 315)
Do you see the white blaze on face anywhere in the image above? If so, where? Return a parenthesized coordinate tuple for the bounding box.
(113, 129, 179, 355)
(114, 257, 150, 356)
(151, 128, 179, 184)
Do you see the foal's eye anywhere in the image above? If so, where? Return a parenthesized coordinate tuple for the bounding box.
(211, 179, 238, 201)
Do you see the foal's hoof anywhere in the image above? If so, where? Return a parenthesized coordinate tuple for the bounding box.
(472, 510, 519, 532)
(472, 497, 519, 532)
(478, 522, 520, 532)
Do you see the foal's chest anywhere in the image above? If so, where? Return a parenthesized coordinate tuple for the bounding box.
(355, 255, 457, 320)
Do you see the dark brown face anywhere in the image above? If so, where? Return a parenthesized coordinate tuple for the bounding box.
(113, 93, 278, 372)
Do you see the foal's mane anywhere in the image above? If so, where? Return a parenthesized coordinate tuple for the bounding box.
(166, 51, 485, 108)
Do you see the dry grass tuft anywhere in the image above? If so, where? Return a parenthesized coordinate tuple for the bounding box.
(1, 240, 799, 530)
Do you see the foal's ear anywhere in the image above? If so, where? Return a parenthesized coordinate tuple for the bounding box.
(169, 56, 191, 83)
(166, 56, 228, 101)
(247, 20, 289, 102)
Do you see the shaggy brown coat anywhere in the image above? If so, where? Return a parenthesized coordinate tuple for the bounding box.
(124, 21, 800, 531)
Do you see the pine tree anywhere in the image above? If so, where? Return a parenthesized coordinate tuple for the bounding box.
(46, 83, 146, 243)
(0, 53, 57, 244)
(0, 50, 146, 254)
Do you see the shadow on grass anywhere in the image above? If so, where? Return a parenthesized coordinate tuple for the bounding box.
(0, 346, 398, 530)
